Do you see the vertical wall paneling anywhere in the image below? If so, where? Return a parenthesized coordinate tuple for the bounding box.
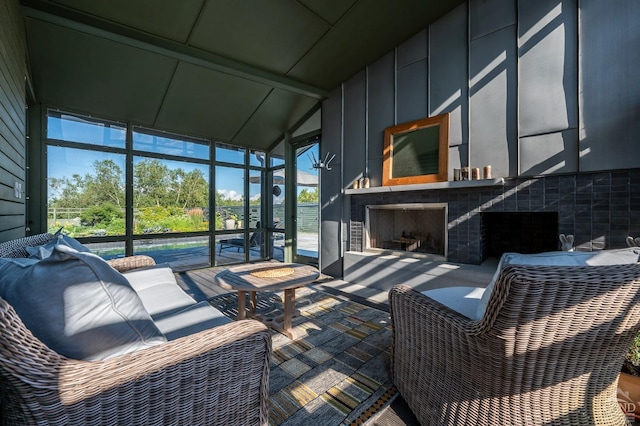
(518, 0, 578, 136)
(520, 129, 579, 175)
(320, 86, 344, 276)
(579, 0, 640, 171)
(518, 0, 579, 175)
(318, 0, 640, 276)
(470, 0, 517, 40)
(469, 24, 518, 178)
(364, 67, 368, 178)
(396, 29, 428, 124)
(429, 2, 469, 175)
(0, 0, 27, 241)
(343, 70, 367, 184)
(366, 52, 394, 188)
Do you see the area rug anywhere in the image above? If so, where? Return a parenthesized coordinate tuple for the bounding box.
(208, 286, 398, 426)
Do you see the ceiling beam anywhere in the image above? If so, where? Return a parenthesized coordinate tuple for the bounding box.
(21, 1, 329, 100)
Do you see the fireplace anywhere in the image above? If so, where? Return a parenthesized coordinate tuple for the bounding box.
(482, 212, 559, 257)
(350, 171, 640, 265)
(364, 203, 447, 257)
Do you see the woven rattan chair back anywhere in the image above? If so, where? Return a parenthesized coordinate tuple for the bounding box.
(390, 264, 640, 425)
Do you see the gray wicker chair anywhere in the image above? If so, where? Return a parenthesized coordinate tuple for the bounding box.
(0, 297, 271, 425)
(0, 233, 272, 425)
(389, 264, 640, 425)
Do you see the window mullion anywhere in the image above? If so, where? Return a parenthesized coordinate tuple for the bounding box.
(125, 123, 134, 257)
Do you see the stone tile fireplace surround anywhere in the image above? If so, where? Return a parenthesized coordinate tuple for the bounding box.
(348, 170, 640, 265)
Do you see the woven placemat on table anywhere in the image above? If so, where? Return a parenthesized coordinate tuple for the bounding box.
(250, 267, 295, 278)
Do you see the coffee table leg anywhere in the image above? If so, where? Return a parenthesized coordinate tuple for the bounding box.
(237, 290, 247, 320)
(282, 288, 295, 338)
(250, 291, 257, 317)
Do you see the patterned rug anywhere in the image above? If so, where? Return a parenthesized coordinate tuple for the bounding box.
(208, 286, 398, 426)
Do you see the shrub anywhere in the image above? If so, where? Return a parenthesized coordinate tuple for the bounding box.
(80, 203, 124, 226)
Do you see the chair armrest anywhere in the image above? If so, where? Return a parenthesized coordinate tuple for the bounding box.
(388, 285, 488, 421)
(389, 284, 479, 333)
(106, 255, 156, 272)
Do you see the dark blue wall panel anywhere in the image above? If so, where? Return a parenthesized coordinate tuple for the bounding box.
(397, 29, 427, 68)
(469, 25, 518, 178)
(520, 129, 579, 175)
(518, 0, 578, 138)
(367, 51, 395, 187)
(343, 70, 367, 184)
(397, 58, 428, 124)
(580, 0, 640, 171)
(470, 0, 516, 40)
(430, 1, 468, 164)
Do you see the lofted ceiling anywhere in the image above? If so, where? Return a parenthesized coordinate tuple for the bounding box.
(21, 0, 465, 151)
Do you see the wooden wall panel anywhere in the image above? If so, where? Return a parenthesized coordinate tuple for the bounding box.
(0, 0, 26, 241)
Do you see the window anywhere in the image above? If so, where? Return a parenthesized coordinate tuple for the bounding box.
(44, 109, 272, 269)
(133, 126, 209, 160)
(132, 156, 209, 234)
(47, 110, 125, 148)
(47, 145, 126, 236)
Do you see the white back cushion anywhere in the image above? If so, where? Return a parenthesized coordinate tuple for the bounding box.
(422, 286, 485, 320)
(475, 248, 640, 320)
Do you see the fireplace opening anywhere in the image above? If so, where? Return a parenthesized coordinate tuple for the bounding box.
(481, 212, 559, 258)
(365, 203, 447, 257)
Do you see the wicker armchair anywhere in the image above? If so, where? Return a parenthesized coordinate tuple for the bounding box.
(389, 264, 640, 425)
(0, 296, 271, 425)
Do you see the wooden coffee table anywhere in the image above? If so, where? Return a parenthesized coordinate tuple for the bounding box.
(214, 262, 320, 339)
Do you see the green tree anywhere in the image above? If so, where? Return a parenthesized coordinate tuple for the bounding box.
(172, 168, 209, 209)
(84, 160, 125, 207)
(297, 188, 318, 203)
(134, 159, 171, 207)
(48, 174, 89, 208)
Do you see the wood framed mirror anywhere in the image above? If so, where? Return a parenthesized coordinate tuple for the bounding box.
(382, 113, 449, 186)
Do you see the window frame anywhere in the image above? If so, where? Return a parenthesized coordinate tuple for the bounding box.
(41, 107, 272, 269)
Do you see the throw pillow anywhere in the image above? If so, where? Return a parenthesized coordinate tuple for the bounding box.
(475, 248, 640, 320)
(0, 244, 167, 360)
(26, 233, 90, 260)
(0, 233, 54, 258)
(53, 228, 91, 253)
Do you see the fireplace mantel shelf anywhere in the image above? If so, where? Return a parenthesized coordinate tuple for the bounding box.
(345, 178, 505, 195)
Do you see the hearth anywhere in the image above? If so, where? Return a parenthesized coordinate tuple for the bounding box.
(365, 203, 447, 257)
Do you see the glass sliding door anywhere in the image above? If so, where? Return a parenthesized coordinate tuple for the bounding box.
(294, 138, 319, 264)
(131, 127, 211, 270)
